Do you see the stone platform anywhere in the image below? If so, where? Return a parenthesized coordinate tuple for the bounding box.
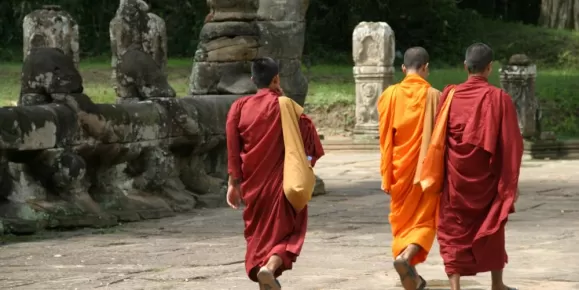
(1, 151, 578, 289)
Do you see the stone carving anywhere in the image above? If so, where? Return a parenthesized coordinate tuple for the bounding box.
(2, 0, 326, 235)
(19, 47, 84, 106)
(115, 47, 176, 103)
(352, 22, 395, 138)
(2, 51, 237, 235)
(499, 54, 539, 139)
(189, 0, 309, 105)
(22, 5, 79, 67)
(110, 0, 173, 102)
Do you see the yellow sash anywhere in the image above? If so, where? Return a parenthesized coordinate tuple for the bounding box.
(278, 96, 315, 212)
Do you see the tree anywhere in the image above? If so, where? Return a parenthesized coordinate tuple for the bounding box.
(539, 0, 579, 29)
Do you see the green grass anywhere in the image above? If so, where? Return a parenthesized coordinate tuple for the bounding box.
(1, 59, 579, 136)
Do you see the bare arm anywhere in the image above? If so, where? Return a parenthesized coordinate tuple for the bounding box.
(226, 101, 243, 186)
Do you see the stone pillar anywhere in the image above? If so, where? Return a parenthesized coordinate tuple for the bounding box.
(188, 0, 259, 96)
(352, 22, 395, 138)
(257, 0, 309, 105)
(499, 54, 539, 139)
(23, 5, 79, 67)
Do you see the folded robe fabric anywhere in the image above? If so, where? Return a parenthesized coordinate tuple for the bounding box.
(278, 96, 315, 212)
(419, 87, 456, 196)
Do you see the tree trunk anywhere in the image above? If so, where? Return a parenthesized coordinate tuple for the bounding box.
(539, 0, 579, 29)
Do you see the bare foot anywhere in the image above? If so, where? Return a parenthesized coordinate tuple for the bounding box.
(393, 258, 418, 290)
(257, 267, 281, 290)
(491, 285, 517, 290)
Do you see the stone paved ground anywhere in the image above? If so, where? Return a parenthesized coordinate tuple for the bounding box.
(1, 151, 579, 290)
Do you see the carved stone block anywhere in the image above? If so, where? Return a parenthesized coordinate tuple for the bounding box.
(352, 22, 395, 137)
(499, 54, 538, 139)
(207, 0, 258, 22)
(256, 21, 306, 60)
(22, 5, 80, 68)
(353, 22, 395, 67)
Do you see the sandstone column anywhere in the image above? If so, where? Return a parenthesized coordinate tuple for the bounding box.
(257, 0, 309, 105)
(23, 5, 79, 67)
(499, 54, 539, 139)
(188, 0, 259, 96)
(352, 22, 395, 138)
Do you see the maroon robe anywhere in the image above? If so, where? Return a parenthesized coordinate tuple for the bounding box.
(226, 88, 325, 282)
(436, 76, 523, 276)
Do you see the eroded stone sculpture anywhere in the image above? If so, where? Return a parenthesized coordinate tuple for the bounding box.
(352, 22, 395, 138)
(19, 47, 84, 106)
(110, 0, 174, 102)
(190, 0, 309, 105)
(1, 52, 236, 235)
(499, 54, 539, 139)
(22, 5, 79, 67)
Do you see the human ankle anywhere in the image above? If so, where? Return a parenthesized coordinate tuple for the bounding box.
(490, 283, 506, 290)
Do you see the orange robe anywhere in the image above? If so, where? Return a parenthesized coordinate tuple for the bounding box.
(378, 74, 441, 265)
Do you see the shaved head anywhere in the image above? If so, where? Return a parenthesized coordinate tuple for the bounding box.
(465, 43, 493, 74)
(403, 47, 429, 70)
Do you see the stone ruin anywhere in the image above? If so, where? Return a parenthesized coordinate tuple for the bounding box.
(23, 5, 80, 67)
(5, 46, 236, 235)
(110, 0, 174, 103)
(3, 1, 322, 235)
(352, 22, 395, 139)
(189, 0, 309, 105)
(499, 54, 541, 139)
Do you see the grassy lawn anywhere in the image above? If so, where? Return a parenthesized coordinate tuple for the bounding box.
(1, 58, 579, 136)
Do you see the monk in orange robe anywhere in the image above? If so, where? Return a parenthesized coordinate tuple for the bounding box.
(435, 43, 522, 290)
(377, 47, 441, 290)
(225, 57, 324, 290)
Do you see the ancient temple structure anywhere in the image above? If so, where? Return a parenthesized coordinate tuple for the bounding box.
(189, 0, 309, 105)
(1, 0, 323, 235)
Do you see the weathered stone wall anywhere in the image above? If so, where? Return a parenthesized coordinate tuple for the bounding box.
(3, 47, 232, 235)
(1, 91, 238, 235)
(189, 0, 309, 105)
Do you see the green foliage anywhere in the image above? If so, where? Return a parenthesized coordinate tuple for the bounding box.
(1, 60, 579, 136)
(305, 64, 579, 136)
(0, 0, 207, 61)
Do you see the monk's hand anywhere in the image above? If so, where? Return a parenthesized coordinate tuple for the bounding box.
(227, 184, 241, 209)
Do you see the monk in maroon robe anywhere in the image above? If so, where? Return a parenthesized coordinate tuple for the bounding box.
(226, 57, 324, 290)
(436, 43, 523, 290)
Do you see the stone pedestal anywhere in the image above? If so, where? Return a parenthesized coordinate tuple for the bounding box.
(23, 5, 79, 67)
(352, 22, 395, 138)
(499, 54, 539, 139)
